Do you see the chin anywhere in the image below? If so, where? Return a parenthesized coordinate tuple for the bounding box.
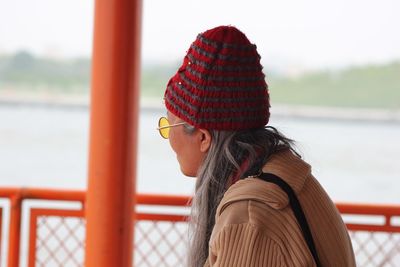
(180, 166, 197, 178)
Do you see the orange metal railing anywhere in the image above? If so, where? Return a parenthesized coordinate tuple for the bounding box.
(0, 188, 399, 267)
(337, 203, 400, 233)
(0, 188, 85, 267)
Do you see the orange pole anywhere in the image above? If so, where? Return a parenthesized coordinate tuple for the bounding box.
(84, 0, 142, 266)
(7, 195, 22, 267)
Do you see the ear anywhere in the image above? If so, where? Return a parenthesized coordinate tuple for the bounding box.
(198, 129, 212, 153)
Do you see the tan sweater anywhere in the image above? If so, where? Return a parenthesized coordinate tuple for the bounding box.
(204, 149, 356, 267)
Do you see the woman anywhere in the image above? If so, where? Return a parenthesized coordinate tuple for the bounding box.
(157, 26, 356, 267)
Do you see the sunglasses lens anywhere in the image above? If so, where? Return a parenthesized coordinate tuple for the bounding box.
(158, 117, 170, 139)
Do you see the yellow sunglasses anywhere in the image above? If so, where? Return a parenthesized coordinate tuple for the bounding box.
(157, 117, 186, 139)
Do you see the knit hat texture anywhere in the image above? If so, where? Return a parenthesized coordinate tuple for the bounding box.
(164, 25, 270, 130)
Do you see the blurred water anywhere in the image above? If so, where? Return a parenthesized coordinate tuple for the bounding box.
(0, 104, 399, 204)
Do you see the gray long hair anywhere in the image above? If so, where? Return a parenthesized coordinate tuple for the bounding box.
(186, 126, 297, 267)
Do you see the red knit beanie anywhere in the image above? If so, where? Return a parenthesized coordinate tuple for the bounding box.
(164, 25, 270, 130)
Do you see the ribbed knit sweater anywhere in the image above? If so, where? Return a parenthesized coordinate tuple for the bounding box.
(204, 149, 356, 267)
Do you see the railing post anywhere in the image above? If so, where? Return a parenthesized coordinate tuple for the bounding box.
(84, 0, 142, 266)
(7, 194, 22, 267)
(27, 209, 39, 267)
(0, 208, 2, 261)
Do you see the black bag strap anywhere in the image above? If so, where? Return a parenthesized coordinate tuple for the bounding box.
(257, 172, 322, 267)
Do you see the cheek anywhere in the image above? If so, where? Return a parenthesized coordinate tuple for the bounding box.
(169, 130, 203, 177)
(186, 151, 206, 177)
(168, 129, 179, 153)
(179, 146, 205, 177)
(168, 128, 185, 167)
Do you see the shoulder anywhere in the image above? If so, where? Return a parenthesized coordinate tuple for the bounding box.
(210, 178, 316, 266)
(210, 199, 315, 267)
(211, 178, 292, 246)
(216, 178, 290, 218)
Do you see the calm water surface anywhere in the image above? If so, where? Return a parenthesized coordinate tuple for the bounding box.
(1, 105, 399, 204)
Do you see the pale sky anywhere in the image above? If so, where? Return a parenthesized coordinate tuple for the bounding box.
(1, 0, 400, 71)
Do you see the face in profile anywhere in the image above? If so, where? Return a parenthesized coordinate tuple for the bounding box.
(166, 112, 211, 177)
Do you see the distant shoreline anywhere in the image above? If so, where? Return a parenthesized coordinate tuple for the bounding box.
(1, 94, 399, 124)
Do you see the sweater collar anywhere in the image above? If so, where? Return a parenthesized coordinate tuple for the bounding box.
(217, 149, 312, 216)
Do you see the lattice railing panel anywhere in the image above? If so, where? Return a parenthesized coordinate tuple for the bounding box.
(33, 214, 189, 267)
(31, 213, 400, 267)
(35, 216, 85, 267)
(350, 231, 400, 267)
(134, 221, 188, 267)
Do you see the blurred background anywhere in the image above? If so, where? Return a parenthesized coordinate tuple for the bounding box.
(0, 0, 399, 203)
